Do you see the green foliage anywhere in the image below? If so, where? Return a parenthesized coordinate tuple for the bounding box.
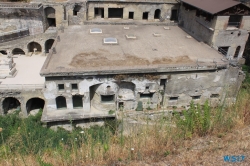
(108, 110, 115, 115)
(174, 100, 211, 138)
(136, 101, 143, 111)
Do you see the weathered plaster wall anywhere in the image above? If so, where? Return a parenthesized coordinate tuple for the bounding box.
(178, 5, 215, 44)
(87, 2, 178, 21)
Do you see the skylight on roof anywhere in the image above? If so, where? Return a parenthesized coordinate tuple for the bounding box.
(125, 34, 137, 39)
(90, 28, 102, 34)
(103, 37, 118, 44)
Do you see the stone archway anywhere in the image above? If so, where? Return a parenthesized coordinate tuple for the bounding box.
(45, 39, 55, 53)
(12, 48, 25, 55)
(154, 9, 161, 19)
(27, 42, 42, 53)
(2, 97, 21, 114)
(26, 98, 45, 115)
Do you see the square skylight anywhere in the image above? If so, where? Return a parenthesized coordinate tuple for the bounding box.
(125, 34, 137, 39)
(90, 28, 102, 34)
(103, 37, 118, 44)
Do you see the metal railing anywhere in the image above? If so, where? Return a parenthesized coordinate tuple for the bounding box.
(0, 84, 44, 90)
(218, 48, 228, 56)
(0, 28, 30, 43)
(227, 22, 241, 28)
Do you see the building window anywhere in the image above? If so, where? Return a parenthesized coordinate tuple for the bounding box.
(192, 95, 201, 100)
(169, 97, 178, 101)
(140, 93, 153, 98)
(142, 12, 149, 20)
(56, 96, 67, 109)
(101, 95, 114, 102)
(72, 95, 83, 108)
(210, 94, 219, 98)
(234, 46, 241, 58)
(218, 47, 229, 56)
(71, 83, 78, 90)
(228, 15, 242, 28)
(58, 84, 64, 90)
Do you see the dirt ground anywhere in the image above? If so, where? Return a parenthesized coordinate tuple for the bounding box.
(70, 51, 193, 68)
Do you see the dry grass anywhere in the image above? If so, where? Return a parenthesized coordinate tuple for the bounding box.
(0, 79, 250, 166)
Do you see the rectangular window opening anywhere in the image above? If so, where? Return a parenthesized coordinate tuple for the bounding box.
(119, 102, 124, 109)
(218, 47, 229, 56)
(145, 86, 149, 90)
(169, 97, 178, 101)
(108, 8, 123, 18)
(228, 15, 242, 28)
(95, 8, 104, 18)
(192, 95, 201, 100)
(58, 84, 64, 90)
(129, 12, 134, 19)
(210, 94, 219, 98)
(101, 95, 114, 102)
(170, 9, 178, 21)
(140, 93, 153, 98)
(142, 12, 148, 20)
(71, 83, 78, 90)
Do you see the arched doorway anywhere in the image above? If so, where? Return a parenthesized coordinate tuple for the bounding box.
(2, 97, 21, 114)
(12, 48, 25, 55)
(45, 39, 55, 53)
(73, 5, 82, 16)
(154, 9, 161, 19)
(27, 42, 42, 53)
(26, 98, 45, 114)
(44, 7, 56, 27)
(0, 50, 7, 55)
(72, 95, 83, 108)
(234, 46, 241, 58)
(56, 96, 67, 109)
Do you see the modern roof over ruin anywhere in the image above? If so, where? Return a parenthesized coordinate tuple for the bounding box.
(182, 0, 241, 14)
(40, 25, 227, 77)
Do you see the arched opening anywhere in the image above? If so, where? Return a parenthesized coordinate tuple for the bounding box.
(27, 42, 42, 53)
(56, 96, 67, 109)
(45, 39, 55, 53)
(12, 48, 25, 55)
(26, 98, 45, 114)
(2, 97, 20, 114)
(0, 50, 7, 55)
(234, 46, 241, 58)
(154, 9, 161, 19)
(44, 7, 56, 27)
(72, 95, 83, 108)
(73, 5, 82, 16)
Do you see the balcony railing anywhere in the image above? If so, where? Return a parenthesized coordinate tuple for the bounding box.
(227, 22, 241, 28)
(0, 28, 30, 43)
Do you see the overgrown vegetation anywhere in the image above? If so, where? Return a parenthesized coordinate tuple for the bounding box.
(0, 67, 250, 165)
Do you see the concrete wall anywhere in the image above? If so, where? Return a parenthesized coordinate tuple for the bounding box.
(87, 2, 178, 21)
(43, 66, 244, 118)
(0, 89, 45, 116)
(178, 5, 215, 44)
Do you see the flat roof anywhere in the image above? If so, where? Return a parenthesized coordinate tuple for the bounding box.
(182, 0, 241, 14)
(41, 25, 227, 77)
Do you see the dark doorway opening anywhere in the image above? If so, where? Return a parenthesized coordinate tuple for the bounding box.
(170, 9, 178, 21)
(119, 102, 124, 110)
(12, 48, 25, 55)
(108, 8, 123, 18)
(2, 97, 20, 114)
(234, 46, 241, 58)
(28, 42, 42, 53)
(45, 7, 56, 27)
(56, 96, 67, 109)
(101, 95, 114, 102)
(129, 12, 134, 19)
(218, 47, 229, 56)
(154, 9, 161, 19)
(73, 5, 82, 16)
(95, 8, 104, 18)
(26, 98, 45, 114)
(72, 95, 83, 108)
(142, 12, 149, 20)
(45, 39, 55, 53)
(0, 50, 7, 55)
